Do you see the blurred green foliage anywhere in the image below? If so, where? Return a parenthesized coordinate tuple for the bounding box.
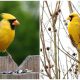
(0, 1, 39, 65)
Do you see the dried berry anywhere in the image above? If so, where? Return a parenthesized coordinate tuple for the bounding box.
(72, 53, 76, 56)
(48, 27, 51, 31)
(47, 47, 50, 50)
(40, 48, 42, 51)
(74, 71, 77, 74)
(69, 68, 72, 72)
(45, 65, 48, 69)
(58, 9, 61, 12)
(76, 65, 78, 68)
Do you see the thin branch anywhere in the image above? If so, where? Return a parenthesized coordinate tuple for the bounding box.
(45, 1, 52, 17)
(40, 57, 52, 79)
(68, 1, 73, 13)
(42, 17, 80, 64)
(63, 64, 75, 79)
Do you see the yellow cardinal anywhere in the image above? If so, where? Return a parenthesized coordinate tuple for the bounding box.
(0, 13, 20, 52)
(67, 12, 80, 49)
(67, 12, 80, 72)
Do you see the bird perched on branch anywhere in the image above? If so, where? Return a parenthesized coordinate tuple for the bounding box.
(67, 12, 80, 72)
(0, 13, 20, 54)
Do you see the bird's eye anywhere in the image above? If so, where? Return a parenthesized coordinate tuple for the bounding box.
(8, 19, 16, 23)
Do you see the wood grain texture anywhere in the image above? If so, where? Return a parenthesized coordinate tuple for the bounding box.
(0, 55, 39, 79)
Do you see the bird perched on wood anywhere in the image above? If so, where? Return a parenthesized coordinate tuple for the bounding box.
(0, 13, 20, 54)
(67, 12, 80, 72)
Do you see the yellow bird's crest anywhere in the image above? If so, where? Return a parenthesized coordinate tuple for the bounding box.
(1, 13, 16, 20)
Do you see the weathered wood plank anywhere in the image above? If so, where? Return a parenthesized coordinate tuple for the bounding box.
(0, 55, 39, 79)
(0, 56, 18, 72)
(18, 55, 40, 72)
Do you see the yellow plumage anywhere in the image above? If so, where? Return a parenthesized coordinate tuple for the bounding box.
(1, 13, 16, 20)
(67, 12, 80, 72)
(0, 13, 19, 51)
(67, 13, 80, 48)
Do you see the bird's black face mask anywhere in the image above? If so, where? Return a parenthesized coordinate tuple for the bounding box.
(8, 19, 16, 30)
(69, 15, 74, 21)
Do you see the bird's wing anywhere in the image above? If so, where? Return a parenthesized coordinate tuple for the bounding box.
(69, 34, 77, 48)
(77, 33, 80, 49)
(0, 22, 9, 39)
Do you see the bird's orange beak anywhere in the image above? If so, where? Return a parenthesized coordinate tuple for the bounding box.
(12, 20, 20, 26)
